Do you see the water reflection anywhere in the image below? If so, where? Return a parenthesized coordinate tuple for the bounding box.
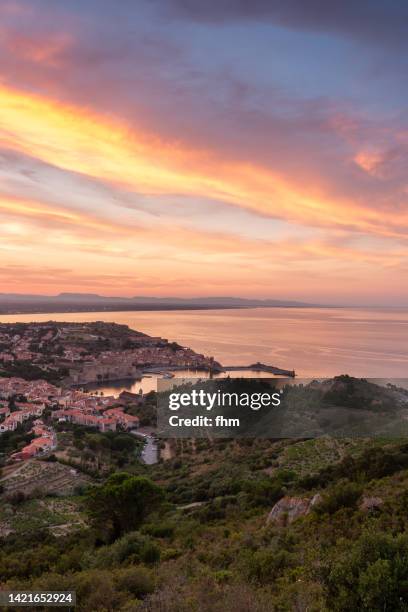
(2, 307, 408, 378)
(81, 368, 274, 397)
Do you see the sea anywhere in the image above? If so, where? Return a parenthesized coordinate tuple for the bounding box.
(1, 307, 407, 395)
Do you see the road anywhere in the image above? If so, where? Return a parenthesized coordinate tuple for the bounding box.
(131, 428, 159, 465)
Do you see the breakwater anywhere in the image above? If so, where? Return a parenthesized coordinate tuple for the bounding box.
(222, 362, 295, 377)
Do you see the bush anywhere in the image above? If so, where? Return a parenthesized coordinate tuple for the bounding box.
(325, 531, 408, 611)
(243, 549, 293, 585)
(83, 531, 154, 568)
(242, 478, 284, 508)
(113, 566, 155, 598)
(314, 481, 362, 515)
(74, 569, 121, 611)
(140, 541, 160, 564)
(143, 521, 175, 538)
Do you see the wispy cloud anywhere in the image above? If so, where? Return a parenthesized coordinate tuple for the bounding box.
(0, 1, 406, 303)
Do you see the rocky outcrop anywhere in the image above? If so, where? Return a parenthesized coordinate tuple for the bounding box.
(267, 494, 322, 526)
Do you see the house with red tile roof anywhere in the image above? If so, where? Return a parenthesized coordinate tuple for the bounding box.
(103, 408, 140, 430)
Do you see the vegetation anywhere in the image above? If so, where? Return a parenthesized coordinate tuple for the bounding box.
(3, 377, 408, 609)
(54, 423, 143, 474)
(86, 473, 164, 542)
(0, 360, 69, 383)
(2, 435, 408, 610)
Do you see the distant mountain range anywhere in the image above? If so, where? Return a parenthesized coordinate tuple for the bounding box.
(0, 293, 316, 307)
(0, 292, 320, 310)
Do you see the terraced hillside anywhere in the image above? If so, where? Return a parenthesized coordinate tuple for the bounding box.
(0, 459, 91, 496)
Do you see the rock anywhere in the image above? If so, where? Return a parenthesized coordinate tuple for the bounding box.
(360, 496, 383, 512)
(310, 493, 323, 507)
(267, 495, 318, 526)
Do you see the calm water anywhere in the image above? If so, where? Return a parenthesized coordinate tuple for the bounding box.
(78, 369, 275, 396)
(1, 308, 408, 382)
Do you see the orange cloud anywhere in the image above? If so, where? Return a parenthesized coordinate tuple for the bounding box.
(1, 83, 407, 240)
(1, 84, 407, 302)
(0, 194, 131, 236)
(2, 191, 406, 298)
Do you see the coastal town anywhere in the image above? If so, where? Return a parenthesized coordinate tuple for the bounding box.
(0, 375, 143, 461)
(0, 321, 221, 385)
(0, 321, 221, 466)
(0, 321, 295, 469)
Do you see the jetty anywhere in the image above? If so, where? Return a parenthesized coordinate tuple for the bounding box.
(221, 362, 295, 377)
(143, 362, 295, 378)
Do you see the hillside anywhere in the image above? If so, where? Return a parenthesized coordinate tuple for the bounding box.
(1, 377, 408, 610)
(1, 435, 408, 610)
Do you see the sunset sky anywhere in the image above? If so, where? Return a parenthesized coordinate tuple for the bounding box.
(0, 1, 407, 305)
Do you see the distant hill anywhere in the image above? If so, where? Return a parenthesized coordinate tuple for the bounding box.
(0, 292, 325, 314)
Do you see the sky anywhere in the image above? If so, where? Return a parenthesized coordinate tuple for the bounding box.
(0, 0, 407, 305)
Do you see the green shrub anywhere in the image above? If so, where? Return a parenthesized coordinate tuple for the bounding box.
(243, 549, 293, 585)
(314, 481, 362, 515)
(140, 541, 160, 564)
(113, 566, 155, 598)
(83, 531, 154, 568)
(143, 521, 175, 538)
(325, 531, 408, 611)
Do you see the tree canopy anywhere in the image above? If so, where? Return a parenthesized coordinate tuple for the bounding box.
(85, 473, 164, 542)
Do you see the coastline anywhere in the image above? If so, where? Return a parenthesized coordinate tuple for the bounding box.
(0, 303, 331, 317)
(1, 307, 407, 379)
